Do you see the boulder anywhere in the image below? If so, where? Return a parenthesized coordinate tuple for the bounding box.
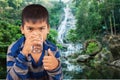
(103, 35, 120, 60)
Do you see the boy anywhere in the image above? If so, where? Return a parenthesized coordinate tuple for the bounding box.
(6, 4, 63, 80)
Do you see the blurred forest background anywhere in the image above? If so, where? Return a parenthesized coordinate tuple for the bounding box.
(0, 0, 120, 79)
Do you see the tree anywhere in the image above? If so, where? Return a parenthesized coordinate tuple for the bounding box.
(8, 0, 23, 9)
(75, 0, 102, 41)
(99, 0, 120, 35)
(69, 0, 120, 43)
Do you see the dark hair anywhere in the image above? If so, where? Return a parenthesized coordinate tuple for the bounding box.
(22, 4, 49, 26)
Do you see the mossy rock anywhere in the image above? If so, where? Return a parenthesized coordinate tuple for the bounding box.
(84, 39, 102, 56)
(94, 48, 113, 64)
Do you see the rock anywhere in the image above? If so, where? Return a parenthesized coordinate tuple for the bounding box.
(61, 62, 67, 68)
(68, 54, 90, 63)
(110, 59, 120, 68)
(103, 35, 120, 60)
(76, 55, 90, 62)
(84, 39, 102, 56)
(109, 35, 120, 58)
(94, 48, 113, 64)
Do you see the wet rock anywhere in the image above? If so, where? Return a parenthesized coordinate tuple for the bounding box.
(109, 59, 120, 68)
(76, 55, 90, 62)
(94, 48, 113, 64)
(61, 46, 67, 52)
(68, 55, 90, 63)
(61, 62, 67, 68)
(68, 54, 90, 62)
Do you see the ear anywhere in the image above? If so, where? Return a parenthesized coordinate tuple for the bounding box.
(47, 25, 50, 34)
(20, 26, 24, 34)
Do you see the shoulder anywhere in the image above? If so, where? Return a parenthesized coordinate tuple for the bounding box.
(44, 40, 57, 51)
(44, 40, 60, 58)
(44, 40, 58, 51)
(7, 36, 25, 54)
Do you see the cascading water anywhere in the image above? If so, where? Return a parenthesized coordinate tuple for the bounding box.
(57, 4, 83, 79)
(57, 5, 71, 44)
(57, 5, 82, 56)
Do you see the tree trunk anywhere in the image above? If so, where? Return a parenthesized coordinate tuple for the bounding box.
(112, 10, 116, 35)
(109, 15, 113, 36)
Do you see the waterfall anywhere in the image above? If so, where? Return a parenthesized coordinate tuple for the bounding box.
(57, 5, 70, 44)
(57, 5, 82, 56)
(57, 4, 83, 79)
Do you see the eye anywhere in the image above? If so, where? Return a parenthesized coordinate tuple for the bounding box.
(27, 27, 33, 31)
(39, 27, 45, 31)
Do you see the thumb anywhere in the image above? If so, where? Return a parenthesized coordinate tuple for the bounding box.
(48, 48, 54, 56)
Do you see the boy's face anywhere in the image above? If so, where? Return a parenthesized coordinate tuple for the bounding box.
(21, 21, 50, 41)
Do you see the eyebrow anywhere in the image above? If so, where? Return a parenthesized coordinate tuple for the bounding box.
(26, 26, 33, 28)
(39, 26, 46, 28)
(26, 26, 46, 28)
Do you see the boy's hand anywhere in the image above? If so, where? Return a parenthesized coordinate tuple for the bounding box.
(22, 34, 42, 56)
(22, 35, 32, 56)
(43, 49, 59, 71)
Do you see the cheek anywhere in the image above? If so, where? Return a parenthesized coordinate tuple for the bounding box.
(23, 30, 31, 38)
(42, 30, 48, 41)
(42, 31, 48, 41)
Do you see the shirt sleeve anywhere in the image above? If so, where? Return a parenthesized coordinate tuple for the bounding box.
(47, 51, 63, 80)
(6, 43, 29, 80)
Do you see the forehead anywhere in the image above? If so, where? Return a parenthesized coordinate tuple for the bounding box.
(24, 20, 48, 27)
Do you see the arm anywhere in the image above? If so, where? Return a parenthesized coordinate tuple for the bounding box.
(6, 43, 29, 80)
(7, 34, 43, 80)
(47, 58, 63, 80)
(43, 49, 63, 80)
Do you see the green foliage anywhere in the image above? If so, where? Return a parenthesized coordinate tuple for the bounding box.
(0, 0, 8, 9)
(8, 0, 23, 9)
(49, 1, 65, 28)
(76, 0, 102, 40)
(66, 29, 78, 43)
(69, 0, 120, 42)
(98, 0, 120, 35)
(0, 66, 6, 78)
(86, 42, 99, 54)
(68, 0, 103, 42)
(0, 21, 22, 44)
(56, 43, 63, 49)
(47, 29, 58, 44)
(47, 29, 63, 49)
(0, 57, 6, 79)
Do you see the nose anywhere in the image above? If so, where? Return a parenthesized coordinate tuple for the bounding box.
(32, 30, 41, 36)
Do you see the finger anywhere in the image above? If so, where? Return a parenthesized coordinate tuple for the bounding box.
(43, 56, 51, 60)
(27, 33, 43, 42)
(26, 36, 39, 43)
(42, 59, 49, 63)
(30, 34, 43, 40)
(44, 66, 49, 70)
(48, 49, 54, 56)
(32, 40, 42, 44)
(43, 64, 52, 71)
(43, 63, 50, 67)
(31, 37, 41, 41)
(26, 33, 37, 39)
